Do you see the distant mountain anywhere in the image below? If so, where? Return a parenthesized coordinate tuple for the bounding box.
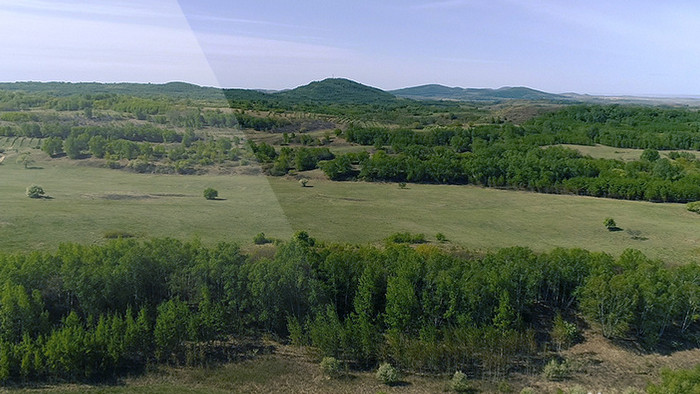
(0, 81, 225, 99)
(390, 84, 567, 102)
(225, 78, 397, 106)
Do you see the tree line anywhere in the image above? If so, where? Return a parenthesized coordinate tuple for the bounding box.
(0, 235, 696, 383)
(320, 122, 700, 202)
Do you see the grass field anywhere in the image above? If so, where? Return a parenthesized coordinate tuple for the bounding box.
(559, 143, 700, 161)
(1, 146, 699, 262)
(0, 148, 293, 251)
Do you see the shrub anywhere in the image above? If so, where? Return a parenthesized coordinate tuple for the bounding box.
(687, 201, 700, 214)
(450, 370, 471, 392)
(647, 365, 700, 394)
(26, 185, 45, 199)
(603, 217, 617, 230)
(387, 232, 426, 244)
(398, 182, 407, 189)
(436, 232, 447, 242)
(520, 388, 536, 394)
(567, 385, 587, 394)
(376, 362, 399, 385)
(320, 356, 342, 379)
(299, 178, 308, 187)
(551, 313, 578, 351)
(103, 230, 135, 239)
(543, 359, 570, 381)
(203, 187, 218, 200)
(253, 232, 270, 245)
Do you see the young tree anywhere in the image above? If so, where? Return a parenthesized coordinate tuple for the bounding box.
(203, 187, 218, 200)
(16, 152, 34, 169)
(603, 217, 617, 230)
(42, 137, 64, 157)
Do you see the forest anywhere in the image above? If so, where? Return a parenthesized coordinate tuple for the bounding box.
(0, 233, 697, 383)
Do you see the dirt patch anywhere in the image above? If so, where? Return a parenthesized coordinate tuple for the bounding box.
(150, 193, 188, 197)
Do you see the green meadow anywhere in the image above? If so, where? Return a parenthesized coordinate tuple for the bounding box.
(1, 146, 698, 263)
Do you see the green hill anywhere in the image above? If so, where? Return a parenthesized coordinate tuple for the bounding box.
(277, 78, 396, 104)
(390, 84, 567, 101)
(224, 78, 398, 107)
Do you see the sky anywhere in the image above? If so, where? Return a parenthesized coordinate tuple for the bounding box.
(1, 0, 700, 96)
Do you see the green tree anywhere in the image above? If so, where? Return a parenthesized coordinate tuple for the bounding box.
(42, 137, 64, 157)
(603, 217, 617, 230)
(26, 185, 45, 199)
(16, 152, 34, 169)
(641, 148, 660, 162)
(203, 187, 218, 200)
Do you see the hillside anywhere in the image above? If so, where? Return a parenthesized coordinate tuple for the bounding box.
(391, 84, 567, 101)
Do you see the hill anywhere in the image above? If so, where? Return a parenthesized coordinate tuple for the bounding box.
(225, 78, 398, 107)
(278, 78, 396, 104)
(391, 84, 567, 101)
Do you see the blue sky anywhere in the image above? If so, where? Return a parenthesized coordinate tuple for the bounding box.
(1, 0, 699, 95)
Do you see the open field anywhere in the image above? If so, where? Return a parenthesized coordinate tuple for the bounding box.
(270, 171, 700, 263)
(0, 147, 293, 251)
(558, 143, 700, 161)
(1, 147, 698, 262)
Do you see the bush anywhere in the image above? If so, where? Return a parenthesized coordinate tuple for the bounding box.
(203, 187, 218, 200)
(387, 232, 426, 244)
(603, 217, 617, 230)
(436, 232, 447, 242)
(398, 182, 407, 189)
(543, 359, 570, 381)
(551, 313, 578, 351)
(26, 185, 45, 199)
(299, 178, 308, 187)
(647, 365, 700, 394)
(253, 232, 270, 245)
(376, 362, 399, 385)
(320, 357, 343, 379)
(687, 201, 700, 214)
(450, 370, 471, 392)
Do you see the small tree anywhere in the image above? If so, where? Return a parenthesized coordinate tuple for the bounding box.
(253, 232, 269, 245)
(26, 185, 45, 199)
(203, 187, 218, 200)
(603, 217, 617, 231)
(16, 152, 34, 169)
(299, 178, 309, 187)
(641, 148, 660, 162)
(398, 182, 407, 189)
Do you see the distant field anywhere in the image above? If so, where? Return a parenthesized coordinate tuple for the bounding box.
(558, 143, 700, 161)
(1, 147, 698, 262)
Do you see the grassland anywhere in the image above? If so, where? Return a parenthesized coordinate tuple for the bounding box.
(558, 143, 700, 161)
(0, 146, 293, 251)
(1, 144, 698, 263)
